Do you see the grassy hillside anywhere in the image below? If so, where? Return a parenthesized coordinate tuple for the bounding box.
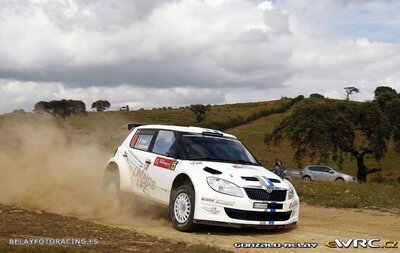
(1, 98, 399, 180)
(0, 100, 283, 152)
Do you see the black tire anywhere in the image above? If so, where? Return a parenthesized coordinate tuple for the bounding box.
(169, 184, 197, 232)
(302, 176, 311, 181)
(335, 177, 345, 183)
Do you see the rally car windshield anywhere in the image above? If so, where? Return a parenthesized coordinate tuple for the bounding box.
(180, 133, 260, 165)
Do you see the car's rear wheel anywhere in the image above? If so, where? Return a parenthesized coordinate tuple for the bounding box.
(302, 176, 311, 181)
(103, 168, 122, 205)
(170, 184, 197, 232)
(335, 177, 345, 183)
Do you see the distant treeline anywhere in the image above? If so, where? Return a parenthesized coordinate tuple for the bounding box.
(202, 95, 305, 130)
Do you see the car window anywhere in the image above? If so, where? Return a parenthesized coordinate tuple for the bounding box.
(152, 130, 179, 157)
(131, 129, 156, 151)
(320, 167, 330, 173)
(309, 167, 320, 172)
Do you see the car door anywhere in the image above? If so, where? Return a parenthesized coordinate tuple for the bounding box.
(318, 166, 335, 181)
(308, 166, 322, 180)
(313, 166, 324, 180)
(125, 129, 158, 197)
(146, 130, 182, 204)
(324, 167, 336, 181)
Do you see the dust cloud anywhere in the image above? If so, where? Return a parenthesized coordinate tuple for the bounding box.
(0, 115, 160, 223)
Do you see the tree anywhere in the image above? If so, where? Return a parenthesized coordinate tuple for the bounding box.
(12, 109, 26, 114)
(344, 87, 360, 100)
(33, 99, 87, 118)
(374, 87, 400, 153)
(374, 86, 397, 99)
(189, 104, 211, 123)
(374, 86, 397, 110)
(92, 100, 111, 112)
(265, 99, 400, 183)
(34, 101, 50, 113)
(309, 93, 324, 99)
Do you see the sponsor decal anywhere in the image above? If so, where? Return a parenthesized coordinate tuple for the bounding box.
(125, 151, 156, 193)
(253, 202, 268, 209)
(154, 156, 179, 170)
(215, 200, 235, 206)
(190, 161, 203, 165)
(169, 161, 179, 170)
(325, 239, 398, 249)
(126, 150, 144, 167)
(201, 197, 215, 202)
(201, 206, 221, 215)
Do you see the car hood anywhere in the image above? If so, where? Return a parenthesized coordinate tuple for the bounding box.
(181, 160, 291, 189)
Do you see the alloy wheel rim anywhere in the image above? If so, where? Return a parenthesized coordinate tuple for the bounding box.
(174, 193, 191, 223)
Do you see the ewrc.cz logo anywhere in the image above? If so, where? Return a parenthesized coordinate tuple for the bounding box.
(326, 239, 398, 249)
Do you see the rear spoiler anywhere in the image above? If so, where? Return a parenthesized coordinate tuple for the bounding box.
(128, 123, 144, 131)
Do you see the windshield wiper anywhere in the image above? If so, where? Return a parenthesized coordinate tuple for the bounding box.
(234, 159, 259, 166)
(189, 156, 228, 162)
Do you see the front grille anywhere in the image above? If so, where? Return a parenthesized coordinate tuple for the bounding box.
(225, 208, 291, 221)
(245, 188, 287, 201)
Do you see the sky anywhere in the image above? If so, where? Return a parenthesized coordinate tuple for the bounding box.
(0, 0, 399, 113)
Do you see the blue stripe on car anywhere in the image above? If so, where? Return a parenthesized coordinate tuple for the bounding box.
(262, 176, 275, 187)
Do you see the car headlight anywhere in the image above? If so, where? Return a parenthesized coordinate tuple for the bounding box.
(288, 186, 294, 200)
(285, 180, 295, 200)
(206, 177, 244, 198)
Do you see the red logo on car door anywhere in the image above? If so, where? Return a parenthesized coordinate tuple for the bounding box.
(154, 157, 178, 170)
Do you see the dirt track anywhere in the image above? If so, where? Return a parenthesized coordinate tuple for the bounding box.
(1, 201, 399, 253)
(90, 202, 400, 253)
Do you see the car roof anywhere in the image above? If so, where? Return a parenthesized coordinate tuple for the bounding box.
(134, 124, 236, 138)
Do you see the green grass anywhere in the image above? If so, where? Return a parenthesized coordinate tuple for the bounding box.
(292, 180, 400, 209)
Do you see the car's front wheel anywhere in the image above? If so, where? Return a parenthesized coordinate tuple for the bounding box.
(170, 185, 197, 232)
(302, 176, 311, 181)
(335, 177, 345, 183)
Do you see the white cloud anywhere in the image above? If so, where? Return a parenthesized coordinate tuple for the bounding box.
(0, 0, 399, 113)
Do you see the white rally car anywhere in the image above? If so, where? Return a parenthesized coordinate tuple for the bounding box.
(103, 124, 299, 231)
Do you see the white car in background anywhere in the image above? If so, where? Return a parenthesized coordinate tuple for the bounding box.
(103, 124, 299, 231)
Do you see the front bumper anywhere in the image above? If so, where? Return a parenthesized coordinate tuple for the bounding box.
(194, 189, 300, 227)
